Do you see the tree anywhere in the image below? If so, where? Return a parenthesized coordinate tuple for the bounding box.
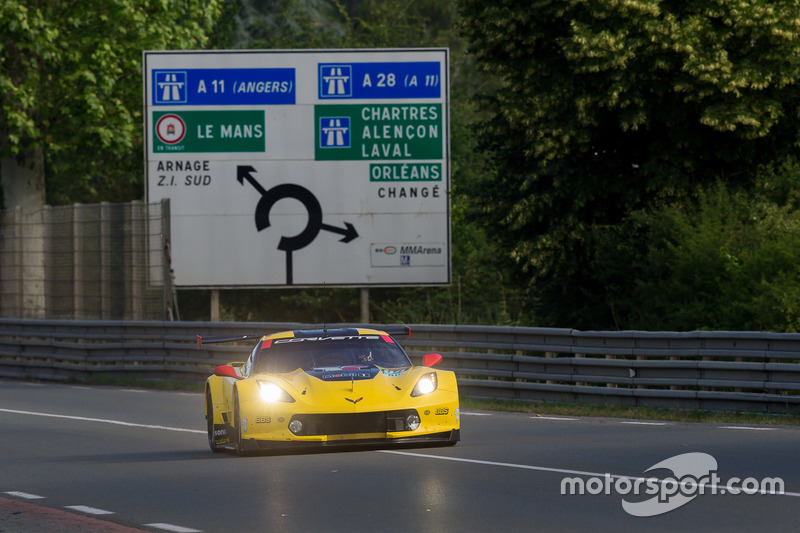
(0, 0, 227, 207)
(626, 169, 800, 332)
(458, 0, 800, 328)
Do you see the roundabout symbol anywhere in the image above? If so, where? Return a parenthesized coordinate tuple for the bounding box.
(237, 165, 358, 285)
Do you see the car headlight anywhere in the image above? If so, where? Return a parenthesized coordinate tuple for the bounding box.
(257, 381, 295, 403)
(411, 372, 438, 397)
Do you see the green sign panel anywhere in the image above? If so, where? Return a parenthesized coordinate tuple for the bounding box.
(315, 104, 442, 161)
(369, 163, 442, 181)
(153, 110, 265, 153)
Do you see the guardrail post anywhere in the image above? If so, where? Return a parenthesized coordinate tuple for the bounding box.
(636, 355, 646, 389)
(487, 348, 496, 381)
(701, 356, 711, 391)
(575, 353, 585, 386)
(670, 356, 679, 390)
(546, 351, 556, 384)
(606, 354, 617, 388)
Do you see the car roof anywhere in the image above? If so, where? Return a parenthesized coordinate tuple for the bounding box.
(261, 327, 401, 342)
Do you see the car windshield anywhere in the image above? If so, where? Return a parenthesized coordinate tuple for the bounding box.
(253, 335, 412, 374)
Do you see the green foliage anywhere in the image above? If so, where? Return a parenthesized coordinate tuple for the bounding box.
(231, 0, 460, 49)
(231, 0, 350, 48)
(626, 166, 800, 332)
(459, 0, 800, 329)
(0, 0, 226, 204)
(576, 157, 800, 332)
(180, 287, 361, 323)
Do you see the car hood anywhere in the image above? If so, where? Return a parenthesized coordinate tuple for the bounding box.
(259, 365, 429, 410)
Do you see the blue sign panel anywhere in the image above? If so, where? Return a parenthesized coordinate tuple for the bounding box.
(319, 117, 351, 148)
(318, 62, 441, 99)
(153, 68, 295, 106)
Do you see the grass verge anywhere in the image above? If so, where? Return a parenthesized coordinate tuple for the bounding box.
(461, 397, 800, 426)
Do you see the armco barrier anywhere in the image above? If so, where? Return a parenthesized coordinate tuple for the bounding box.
(1, 319, 799, 414)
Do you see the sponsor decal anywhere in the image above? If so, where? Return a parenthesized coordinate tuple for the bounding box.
(323, 371, 372, 380)
(275, 335, 381, 344)
(241, 417, 248, 434)
(307, 366, 380, 382)
(371, 242, 446, 267)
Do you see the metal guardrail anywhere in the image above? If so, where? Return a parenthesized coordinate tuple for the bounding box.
(1, 319, 799, 414)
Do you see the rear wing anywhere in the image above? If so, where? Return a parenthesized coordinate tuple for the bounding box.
(196, 326, 410, 349)
(196, 334, 263, 349)
(383, 326, 411, 338)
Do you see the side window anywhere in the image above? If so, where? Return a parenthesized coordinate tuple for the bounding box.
(243, 341, 260, 377)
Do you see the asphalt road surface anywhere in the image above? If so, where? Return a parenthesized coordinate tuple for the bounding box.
(1, 379, 798, 532)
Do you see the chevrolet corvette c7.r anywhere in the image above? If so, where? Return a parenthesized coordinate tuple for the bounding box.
(201, 327, 460, 455)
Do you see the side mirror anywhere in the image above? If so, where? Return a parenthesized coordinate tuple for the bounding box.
(422, 353, 442, 367)
(213, 365, 243, 380)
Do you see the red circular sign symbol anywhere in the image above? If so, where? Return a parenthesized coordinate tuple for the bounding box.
(156, 114, 186, 144)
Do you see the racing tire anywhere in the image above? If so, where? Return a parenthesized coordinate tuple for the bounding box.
(206, 390, 224, 453)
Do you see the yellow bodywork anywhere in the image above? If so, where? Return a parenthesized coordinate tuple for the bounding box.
(204, 328, 460, 453)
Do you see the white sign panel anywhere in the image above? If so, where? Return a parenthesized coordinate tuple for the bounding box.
(144, 49, 450, 287)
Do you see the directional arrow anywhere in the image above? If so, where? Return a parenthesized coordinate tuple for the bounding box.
(321, 222, 358, 243)
(236, 165, 267, 196)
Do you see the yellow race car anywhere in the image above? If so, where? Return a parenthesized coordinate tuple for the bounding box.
(201, 327, 460, 455)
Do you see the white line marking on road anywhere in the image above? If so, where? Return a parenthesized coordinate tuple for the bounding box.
(4, 491, 45, 499)
(144, 523, 203, 533)
(0, 408, 205, 434)
(621, 421, 669, 426)
(379, 450, 800, 498)
(719, 426, 776, 431)
(461, 412, 492, 416)
(530, 416, 578, 421)
(65, 505, 114, 515)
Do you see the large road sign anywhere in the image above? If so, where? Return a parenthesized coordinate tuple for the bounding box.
(144, 49, 450, 288)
